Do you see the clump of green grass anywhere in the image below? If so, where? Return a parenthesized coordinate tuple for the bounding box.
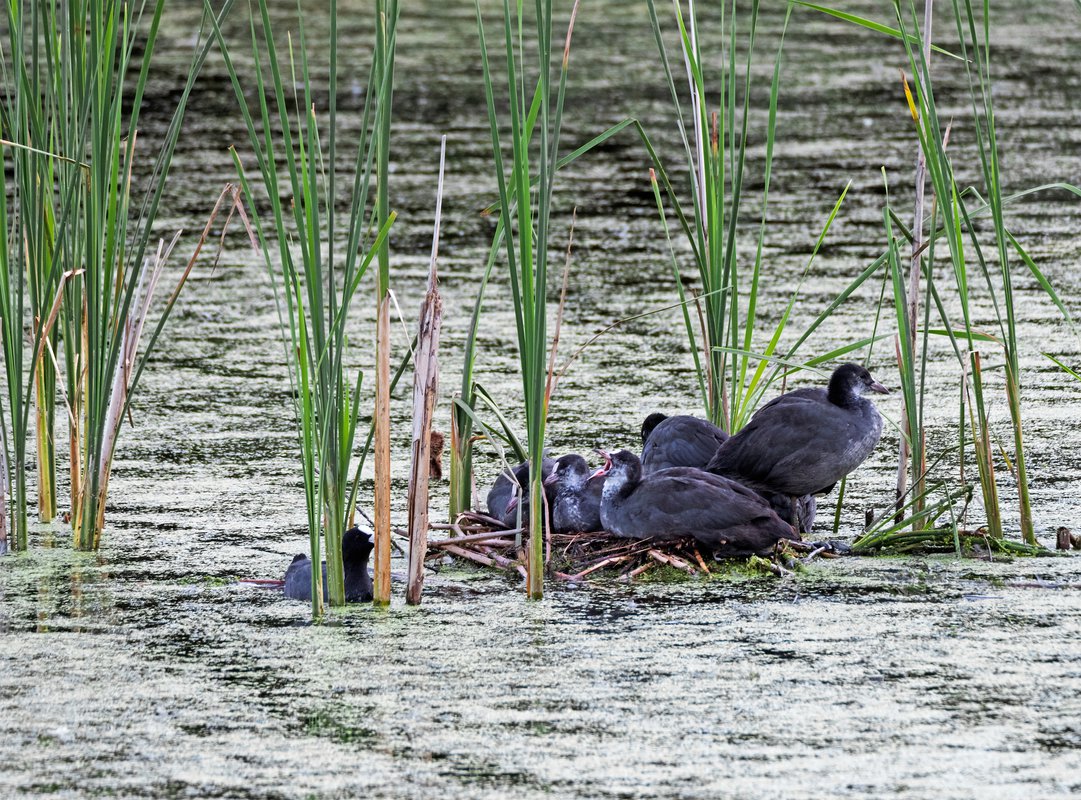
(817, 0, 1081, 550)
(1, 1, 233, 551)
(208, 0, 397, 614)
(473, 0, 580, 598)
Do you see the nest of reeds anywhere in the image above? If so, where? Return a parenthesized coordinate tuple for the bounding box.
(426, 511, 840, 583)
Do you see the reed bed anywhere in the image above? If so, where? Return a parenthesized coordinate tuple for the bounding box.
(815, 0, 1081, 550)
(473, 0, 581, 599)
(208, 0, 398, 614)
(1, 1, 232, 550)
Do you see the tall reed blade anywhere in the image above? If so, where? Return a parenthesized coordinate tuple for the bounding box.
(1, 1, 228, 549)
(208, 0, 397, 612)
(474, 0, 579, 598)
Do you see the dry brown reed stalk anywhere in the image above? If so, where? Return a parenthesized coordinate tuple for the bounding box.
(896, 0, 935, 525)
(405, 137, 447, 606)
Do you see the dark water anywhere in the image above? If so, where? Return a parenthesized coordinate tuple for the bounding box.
(2, 0, 1081, 797)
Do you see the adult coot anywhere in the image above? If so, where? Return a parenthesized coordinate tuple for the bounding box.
(544, 453, 604, 533)
(640, 413, 729, 473)
(283, 526, 375, 603)
(639, 411, 817, 532)
(597, 449, 798, 556)
(485, 457, 556, 529)
(706, 363, 888, 525)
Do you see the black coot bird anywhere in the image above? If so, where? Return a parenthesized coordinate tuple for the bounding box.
(706, 363, 888, 527)
(640, 411, 817, 533)
(544, 453, 604, 533)
(485, 457, 556, 529)
(640, 413, 729, 473)
(596, 449, 798, 557)
(283, 526, 374, 603)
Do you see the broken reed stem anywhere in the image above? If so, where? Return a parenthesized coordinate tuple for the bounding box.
(405, 136, 447, 606)
(371, 0, 397, 608)
(373, 292, 392, 605)
(34, 359, 56, 522)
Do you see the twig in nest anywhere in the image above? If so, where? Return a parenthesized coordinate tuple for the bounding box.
(692, 546, 711, 575)
(648, 549, 696, 575)
(620, 562, 655, 582)
(427, 530, 518, 549)
(442, 544, 501, 569)
(568, 554, 633, 581)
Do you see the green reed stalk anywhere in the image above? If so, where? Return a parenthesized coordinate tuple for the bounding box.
(1, 0, 82, 544)
(474, 0, 578, 599)
(646, 0, 795, 431)
(0, 145, 32, 550)
(803, 1, 1079, 546)
(209, 0, 397, 613)
(2, 1, 225, 550)
(949, 0, 1034, 542)
(449, 225, 503, 520)
(892, 2, 1011, 539)
(11, 7, 60, 524)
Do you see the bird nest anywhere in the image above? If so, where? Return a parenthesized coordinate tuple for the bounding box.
(426, 511, 837, 583)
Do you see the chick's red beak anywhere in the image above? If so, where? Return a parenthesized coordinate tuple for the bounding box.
(589, 448, 613, 479)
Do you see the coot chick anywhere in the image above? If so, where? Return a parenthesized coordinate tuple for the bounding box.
(640, 413, 729, 473)
(597, 449, 798, 557)
(283, 526, 375, 603)
(706, 363, 888, 526)
(544, 453, 604, 533)
(485, 457, 556, 529)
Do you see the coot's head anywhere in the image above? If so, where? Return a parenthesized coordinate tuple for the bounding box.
(640, 413, 668, 445)
(592, 448, 641, 489)
(544, 453, 591, 491)
(828, 363, 889, 406)
(342, 526, 376, 563)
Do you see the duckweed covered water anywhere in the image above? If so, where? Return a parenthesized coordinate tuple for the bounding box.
(2, 0, 1081, 796)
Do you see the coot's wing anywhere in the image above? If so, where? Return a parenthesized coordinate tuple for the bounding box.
(283, 556, 313, 601)
(642, 417, 729, 472)
(706, 392, 842, 493)
(616, 472, 780, 538)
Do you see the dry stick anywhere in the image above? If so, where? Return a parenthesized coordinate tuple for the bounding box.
(625, 562, 655, 580)
(442, 544, 501, 569)
(897, 0, 935, 525)
(692, 546, 711, 575)
(405, 137, 447, 606)
(648, 548, 696, 575)
(568, 554, 632, 581)
(458, 510, 509, 529)
(427, 531, 517, 548)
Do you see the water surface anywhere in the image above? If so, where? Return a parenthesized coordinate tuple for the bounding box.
(2, 1, 1080, 797)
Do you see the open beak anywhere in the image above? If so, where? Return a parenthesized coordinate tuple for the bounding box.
(870, 381, 889, 395)
(589, 448, 613, 480)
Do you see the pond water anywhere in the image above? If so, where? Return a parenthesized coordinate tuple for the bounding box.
(2, 0, 1081, 797)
